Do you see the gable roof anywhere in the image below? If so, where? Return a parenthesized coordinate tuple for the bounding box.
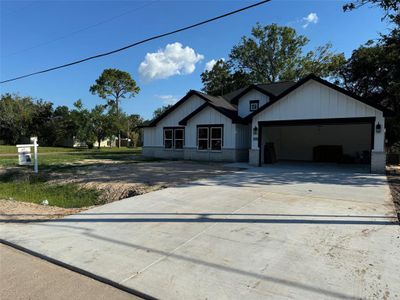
(179, 101, 246, 125)
(245, 74, 394, 121)
(227, 81, 296, 104)
(141, 89, 242, 128)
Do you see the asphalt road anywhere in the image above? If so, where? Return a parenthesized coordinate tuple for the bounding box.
(0, 244, 140, 300)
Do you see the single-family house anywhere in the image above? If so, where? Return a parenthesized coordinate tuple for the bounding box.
(141, 74, 391, 173)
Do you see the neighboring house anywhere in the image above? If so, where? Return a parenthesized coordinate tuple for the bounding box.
(141, 74, 392, 173)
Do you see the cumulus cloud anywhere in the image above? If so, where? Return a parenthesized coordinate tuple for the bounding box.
(302, 13, 318, 28)
(138, 42, 204, 81)
(156, 95, 179, 105)
(204, 58, 225, 72)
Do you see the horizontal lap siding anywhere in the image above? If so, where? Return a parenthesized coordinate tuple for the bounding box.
(185, 106, 235, 148)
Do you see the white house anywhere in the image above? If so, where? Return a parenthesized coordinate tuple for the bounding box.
(141, 75, 391, 173)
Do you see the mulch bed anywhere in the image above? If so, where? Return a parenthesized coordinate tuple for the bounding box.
(387, 165, 400, 221)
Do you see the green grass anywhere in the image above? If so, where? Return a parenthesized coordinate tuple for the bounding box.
(0, 145, 80, 154)
(0, 172, 99, 208)
(0, 147, 142, 167)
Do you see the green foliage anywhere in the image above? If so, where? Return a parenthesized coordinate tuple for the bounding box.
(153, 104, 173, 119)
(335, 17, 400, 146)
(201, 23, 345, 95)
(201, 60, 251, 95)
(0, 94, 54, 145)
(343, 0, 400, 20)
(89, 68, 140, 109)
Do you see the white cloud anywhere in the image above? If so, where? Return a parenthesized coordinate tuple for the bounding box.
(204, 58, 224, 72)
(138, 42, 204, 81)
(156, 95, 179, 105)
(302, 12, 318, 28)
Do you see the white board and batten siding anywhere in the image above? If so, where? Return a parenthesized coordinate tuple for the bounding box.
(143, 95, 205, 147)
(238, 89, 269, 118)
(251, 80, 385, 152)
(185, 106, 236, 148)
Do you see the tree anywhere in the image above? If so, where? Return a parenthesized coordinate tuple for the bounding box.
(201, 60, 251, 95)
(229, 23, 345, 83)
(343, 0, 399, 19)
(126, 114, 144, 147)
(70, 100, 95, 147)
(89, 68, 140, 147)
(335, 18, 400, 147)
(90, 105, 113, 149)
(153, 105, 173, 119)
(201, 23, 345, 95)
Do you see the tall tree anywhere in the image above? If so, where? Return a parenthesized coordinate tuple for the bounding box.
(335, 18, 400, 147)
(201, 23, 345, 95)
(229, 23, 345, 83)
(201, 60, 251, 96)
(89, 68, 140, 147)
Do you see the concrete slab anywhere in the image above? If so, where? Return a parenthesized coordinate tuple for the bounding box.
(1, 165, 399, 299)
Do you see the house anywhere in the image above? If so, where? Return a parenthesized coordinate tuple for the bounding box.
(141, 74, 391, 173)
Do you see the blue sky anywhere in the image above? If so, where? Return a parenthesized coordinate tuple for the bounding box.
(0, 0, 392, 120)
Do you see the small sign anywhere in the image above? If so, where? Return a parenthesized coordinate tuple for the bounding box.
(17, 146, 32, 165)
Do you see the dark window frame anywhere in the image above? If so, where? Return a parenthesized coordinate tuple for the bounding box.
(196, 124, 224, 151)
(249, 100, 259, 111)
(163, 127, 185, 150)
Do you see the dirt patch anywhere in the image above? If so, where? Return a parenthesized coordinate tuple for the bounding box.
(0, 199, 85, 222)
(387, 165, 400, 221)
(1, 160, 237, 222)
(48, 160, 235, 203)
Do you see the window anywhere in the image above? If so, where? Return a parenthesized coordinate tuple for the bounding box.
(197, 127, 209, 150)
(174, 128, 184, 149)
(164, 127, 184, 149)
(197, 125, 223, 151)
(210, 127, 222, 150)
(164, 129, 173, 149)
(249, 100, 259, 111)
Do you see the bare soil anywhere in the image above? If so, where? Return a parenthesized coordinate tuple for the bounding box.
(0, 199, 85, 222)
(0, 160, 236, 222)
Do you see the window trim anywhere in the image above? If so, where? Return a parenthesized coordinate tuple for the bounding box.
(163, 127, 185, 150)
(249, 100, 259, 112)
(196, 124, 224, 151)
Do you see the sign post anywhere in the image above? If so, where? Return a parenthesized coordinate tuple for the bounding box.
(16, 137, 39, 173)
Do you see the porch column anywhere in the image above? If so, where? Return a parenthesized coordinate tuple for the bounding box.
(249, 121, 260, 166)
(371, 116, 385, 173)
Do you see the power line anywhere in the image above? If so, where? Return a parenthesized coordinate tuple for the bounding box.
(0, 0, 271, 84)
(4, 1, 159, 58)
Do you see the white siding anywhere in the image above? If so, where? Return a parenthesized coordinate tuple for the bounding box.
(252, 80, 385, 152)
(185, 106, 235, 148)
(237, 89, 269, 118)
(143, 95, 205, 147)
(235, 124, 251, 149)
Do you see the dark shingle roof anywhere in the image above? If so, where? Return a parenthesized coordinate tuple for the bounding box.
(256, 81, 296, 97)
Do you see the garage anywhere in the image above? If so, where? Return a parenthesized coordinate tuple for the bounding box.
(248, 76, 389, 173)
(260, 118, 374, 166)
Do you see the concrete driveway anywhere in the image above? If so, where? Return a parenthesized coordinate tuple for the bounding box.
(1, 164, 399, 299)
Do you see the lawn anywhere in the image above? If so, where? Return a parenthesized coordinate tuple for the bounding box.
(0, 146, 142, 208)
(0, 146, 142, 167)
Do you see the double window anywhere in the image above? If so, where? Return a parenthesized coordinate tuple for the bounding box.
(197, 125, 223, 151)
(164, 127, 184, 149)
(249, 100, 259, 111)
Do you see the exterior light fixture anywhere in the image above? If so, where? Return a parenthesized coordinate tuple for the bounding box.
(253, 126, 258, 135)
(376, 122, 382, 133)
